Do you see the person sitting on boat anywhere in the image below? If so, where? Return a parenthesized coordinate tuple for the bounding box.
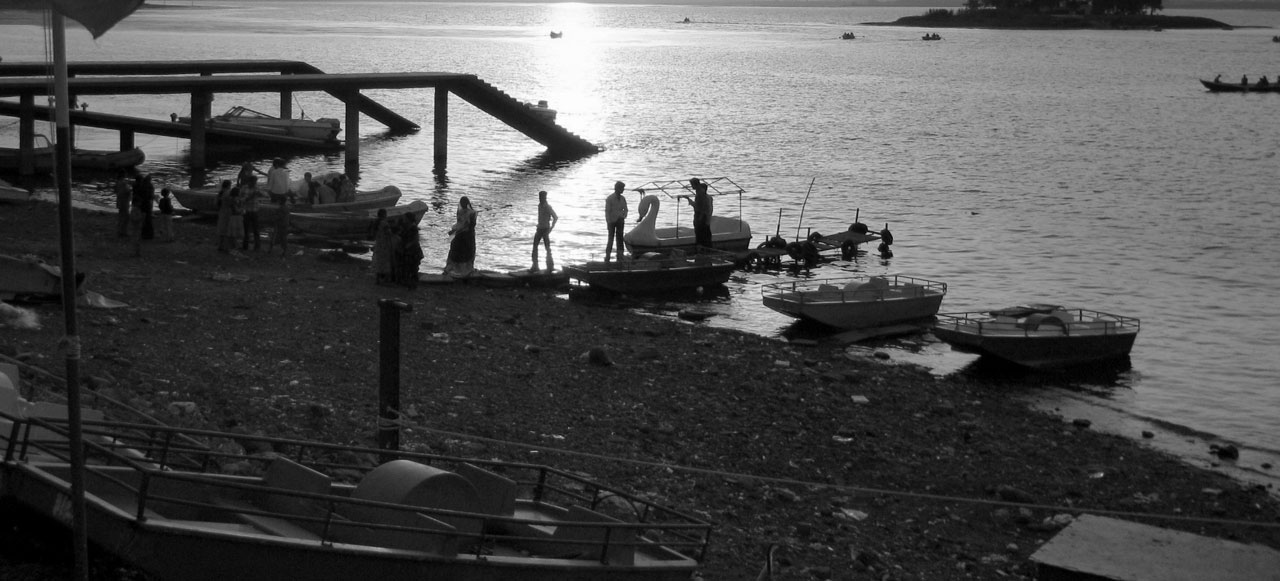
(336, 174, 356, 203)
(316, 179, 337, 204)
(1213, 74, 1221, 83)
(1241, 74, 1249, 86)
(1258, 76, 1270, 87)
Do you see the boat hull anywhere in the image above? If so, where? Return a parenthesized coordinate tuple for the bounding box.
(0, 254, 84, 299)
(625, 216, 753, 254)
(291, 200, 427, 239)
(565, 254, 737, 293)
(0, 146, 145, 172)
(171, 185, 401, 222)
(932, 307, 1140, 368)
(1200, 79, 1280, 93)
(761, 274, 947, 329)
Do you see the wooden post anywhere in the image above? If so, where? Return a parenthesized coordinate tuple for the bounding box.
(344, 90, 360, 175)
(433, 87, 448, 170)
(120, 130, 135, 152)
(280, 90, 292, 120)
(19, 92, 35, 176)
(189, 91, 211, 171)
(377, 299, 412, 458)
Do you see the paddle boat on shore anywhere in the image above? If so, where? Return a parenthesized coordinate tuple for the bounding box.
(624, 177, 752, 254)
(931, 304, 1140, 369)
(0, 134, 144, 173)
(0, 392, 712, 581)
(176, 106, 341, 143)
(565, 249, 737, 294)
(291, 200, 427, 240)
(761, 274, 947, 329)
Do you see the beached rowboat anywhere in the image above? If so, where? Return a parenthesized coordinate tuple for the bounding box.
(761, 274, 947, 329)
(290, 200, 428, 240)
(0, 134, 144, 173)
(170, 185, 401, 222)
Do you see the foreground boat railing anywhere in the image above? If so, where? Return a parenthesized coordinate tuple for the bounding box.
(761, 274, 947, 304)
(933, 309, 1140, 337)
(2, 412, 713, 563)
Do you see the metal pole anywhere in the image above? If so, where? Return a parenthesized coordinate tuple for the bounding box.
(377, 299, 412, 458)
(51, 12, 90, 581)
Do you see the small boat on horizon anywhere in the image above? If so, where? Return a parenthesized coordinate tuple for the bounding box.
(1200, 78, 1280, 93)
(761, 274, 947, 330)
(931, 304, 1140, 369)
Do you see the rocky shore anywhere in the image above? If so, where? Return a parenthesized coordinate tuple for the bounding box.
(2, 200, 1278, 580)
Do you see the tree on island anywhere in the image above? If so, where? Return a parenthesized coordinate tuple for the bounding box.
(961, 0, 1162, 16)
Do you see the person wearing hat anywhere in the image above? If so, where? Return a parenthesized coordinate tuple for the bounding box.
(531, 190, 558, 272)
(604, 181, 627, 262)
(266, 158, 291, 204)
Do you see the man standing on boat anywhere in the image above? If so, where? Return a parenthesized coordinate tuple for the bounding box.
(605, 181, 628, 261)
(266, 158, 291, 204)
(689, 177, 713, 249)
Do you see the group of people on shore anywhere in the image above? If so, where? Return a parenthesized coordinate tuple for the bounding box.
(370, 208, 426, 289)
(114, 170, 174, 257)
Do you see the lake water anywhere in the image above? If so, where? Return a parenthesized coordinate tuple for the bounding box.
(2, 3, 1278, 472)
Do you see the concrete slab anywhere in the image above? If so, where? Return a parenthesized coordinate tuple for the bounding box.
(1031, 514, 1280, 581)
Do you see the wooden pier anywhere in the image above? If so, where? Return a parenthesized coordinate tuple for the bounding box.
(0, 60, 599, 175)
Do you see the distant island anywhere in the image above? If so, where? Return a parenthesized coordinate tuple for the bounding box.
(867, 0, 1235, 30)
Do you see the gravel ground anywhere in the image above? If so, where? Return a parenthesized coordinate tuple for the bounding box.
(2, 201, 1278, 580)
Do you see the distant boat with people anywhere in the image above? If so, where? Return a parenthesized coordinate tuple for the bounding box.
(1201, 76, 1280, 93)
(549, 31, 562, 38)
(841, 32, 856, 40)
(922, 33, 942, 41)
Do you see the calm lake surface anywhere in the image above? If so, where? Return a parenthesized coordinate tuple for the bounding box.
(2, 3, 1278, 467)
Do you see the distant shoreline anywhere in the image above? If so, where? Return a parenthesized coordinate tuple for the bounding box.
(866, 12, 1239, 30)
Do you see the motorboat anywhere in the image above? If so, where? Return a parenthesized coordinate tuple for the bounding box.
(0, 134, 145, 173)
(0, 178, 32, 203)
(291, 200, 428, 240)
(549, 31, 562, 39)
(0, 374, 712, 581)
(565, 249, 737, 294)
(528, 100, 557, 122)
(761, 274, 947, 329)
(177, 106, 341, 143)
(624, 177, 752, 254)
(170, 184, 401, 222)
(931, 304, 1140, 368)
(1200, 78, 1280, 93)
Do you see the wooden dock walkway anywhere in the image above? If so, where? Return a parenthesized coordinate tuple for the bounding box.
(0, 60, 599, 174)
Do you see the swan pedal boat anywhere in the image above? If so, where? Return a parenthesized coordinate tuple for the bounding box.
(565, 250, 738, 294)
(171, 184, 401, 222)
(624, 177, 752, 254)
(0, 389, 711, 581)
(761, 274, 947, 329)
(291, 200, 428, 240)
(931, 304, 1140, 368)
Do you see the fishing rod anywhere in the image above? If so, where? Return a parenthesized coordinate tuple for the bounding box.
(794, 177, 815, 241)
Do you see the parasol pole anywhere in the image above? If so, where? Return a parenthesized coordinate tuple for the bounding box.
(50, 9, 91, 581)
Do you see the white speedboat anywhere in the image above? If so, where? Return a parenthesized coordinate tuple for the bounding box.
(761, 274, 947, 329)
(624, 177, 752, 254)
(179, 106, 341, 142)
(932, 304, 1140, 368)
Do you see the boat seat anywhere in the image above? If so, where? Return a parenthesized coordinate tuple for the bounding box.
(350, 459, 482, 538)
(1023, 313, 1068, 332)
(457, 462, 517, 517)
(260, 457, 332, 517)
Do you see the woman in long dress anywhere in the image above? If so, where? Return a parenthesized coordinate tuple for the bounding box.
(443, 196, 478, 277)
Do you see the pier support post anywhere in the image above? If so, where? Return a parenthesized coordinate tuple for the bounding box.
(120, 130, 134, 152)
(377, 299, 413, 458)
(344, 90, 360, 175)
(280, 90, 292, 120)
(19, 93, 35, 176)
(189, 91, 212, 171)
(433, 87, 448, 170)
